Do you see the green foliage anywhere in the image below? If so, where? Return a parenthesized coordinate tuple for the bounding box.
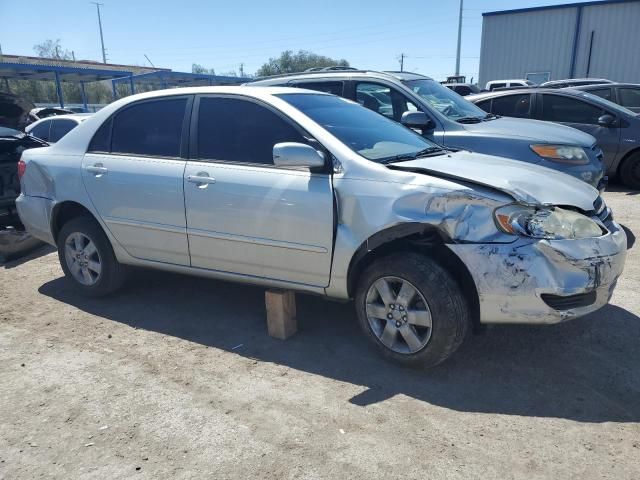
(192, 63, 216, 75)
(256, 50, 349, 77)
(33, 39, 73, 60)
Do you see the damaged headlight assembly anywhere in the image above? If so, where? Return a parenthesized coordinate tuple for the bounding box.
(530, 144, 589, 164)
(494, 205, 603, 240)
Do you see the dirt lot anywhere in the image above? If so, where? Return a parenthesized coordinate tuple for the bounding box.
(1, 189, 639, 480)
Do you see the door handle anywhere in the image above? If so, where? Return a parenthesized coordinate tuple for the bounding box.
(86, 164, 108, 176)
(187, 174, 216, 186)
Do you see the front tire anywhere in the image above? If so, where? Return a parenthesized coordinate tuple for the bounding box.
(355, 252, 470, 368)
(620, 152, 640, 190)
(57, 216, 126, 297)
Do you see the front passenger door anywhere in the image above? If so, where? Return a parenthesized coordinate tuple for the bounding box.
(183, 95, 334, 287)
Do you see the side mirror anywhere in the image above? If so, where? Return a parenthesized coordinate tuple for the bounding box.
(273, 142, 325, 168)
(401, 111, 435, 131)
(598, 114, 615, 127)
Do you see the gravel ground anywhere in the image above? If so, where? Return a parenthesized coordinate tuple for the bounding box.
(1, 189, 639, 480)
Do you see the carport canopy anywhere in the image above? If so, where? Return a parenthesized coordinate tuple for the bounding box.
(0, 61, 135, 109)
(110, 70, 251, 97)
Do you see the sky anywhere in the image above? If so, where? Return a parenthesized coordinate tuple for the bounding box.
(0, 0, 588, 81)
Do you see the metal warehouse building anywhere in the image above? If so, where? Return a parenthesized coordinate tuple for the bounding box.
(478, 0, 640, 87)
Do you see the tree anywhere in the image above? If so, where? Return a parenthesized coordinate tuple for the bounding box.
(33, 39, 73, 60)
(256, 50, 349, 77)
(192, 63, 216, 75)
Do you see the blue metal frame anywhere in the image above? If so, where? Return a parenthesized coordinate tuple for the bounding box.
(483, 0, 639, 16)
(0, 61, 135, 108)
(111, 70, 250, 88)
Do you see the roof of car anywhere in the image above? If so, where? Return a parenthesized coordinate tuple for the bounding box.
(248, 70, 433, 85)
(466, 87, 583, 101)
(572, 82, 640, 90)
(540, 78, 613, 86)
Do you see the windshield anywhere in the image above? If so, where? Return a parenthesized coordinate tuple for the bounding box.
(277, 93, 440, 162)
(403, 79, 488, 120)
(580, 91, 636, 117)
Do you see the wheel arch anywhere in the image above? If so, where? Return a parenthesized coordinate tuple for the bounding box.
(50, 201, 99, 242)
(346, 223, 481, 330)
(616, 146, 640, 177)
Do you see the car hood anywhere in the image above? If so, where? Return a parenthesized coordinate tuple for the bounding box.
(0, 93, 36, 131)
(460, 117, 596, 147)
(395, 150, 599, 211)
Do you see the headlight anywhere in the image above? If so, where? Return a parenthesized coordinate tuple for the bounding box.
(494, 205, 603, 240)
(530, 144, 589, 164)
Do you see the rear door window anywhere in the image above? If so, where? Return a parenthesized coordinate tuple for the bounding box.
(540, 94, 604, 124)
(30, 121, 51, 141)
(587, 87, 613, 101)
(49, 119, 77, 142)
(491, 94, 532, 118)
(111, 98, 187, 157)
(196, 97, 306, 165)
(618, 88, 640, 109)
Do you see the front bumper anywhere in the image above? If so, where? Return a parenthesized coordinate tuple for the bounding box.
(448, 220, 627, 324)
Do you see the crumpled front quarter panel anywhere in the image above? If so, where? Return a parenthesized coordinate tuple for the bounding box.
(325, 166, 515, 299)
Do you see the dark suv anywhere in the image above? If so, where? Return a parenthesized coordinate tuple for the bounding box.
(468, 88, 640, 189)
(250, 71, 605, 189)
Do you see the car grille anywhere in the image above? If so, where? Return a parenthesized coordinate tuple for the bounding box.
(592, 145, 604, 163)
(593, 196, 612, 223)
(541, 291, 597, 310)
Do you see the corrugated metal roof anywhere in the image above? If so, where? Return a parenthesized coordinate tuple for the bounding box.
(483, 0, 639, 17)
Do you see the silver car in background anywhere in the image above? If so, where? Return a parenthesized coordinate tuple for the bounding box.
(16, 87, 627, 367)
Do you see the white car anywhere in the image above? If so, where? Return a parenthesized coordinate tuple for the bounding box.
(485, 79, 535, 91)
(26, 114, 91, 144)
(16, 86, 626, 367)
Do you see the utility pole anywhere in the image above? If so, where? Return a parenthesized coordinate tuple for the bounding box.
(239, 63, 244, 77)
(91, 2, 107, 64)
(144, 54, 155, 68)
(72, 50, 76, 62)
(398, 53, 405, 72)
(455, 0, 464, 75)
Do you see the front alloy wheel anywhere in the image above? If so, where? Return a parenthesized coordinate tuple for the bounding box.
(365, 276, 432, 354)
(355, 252, 470, 367)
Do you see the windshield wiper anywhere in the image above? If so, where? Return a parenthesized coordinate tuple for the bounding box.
(455, 116, 483, 124)
(484, 113, 500, 120)
(379, 147, 444, 164)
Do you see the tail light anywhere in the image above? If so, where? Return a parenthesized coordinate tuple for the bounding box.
(18, 158, 27, 179)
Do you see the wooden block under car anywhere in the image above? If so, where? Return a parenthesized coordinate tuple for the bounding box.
(265, 289, 297, 340)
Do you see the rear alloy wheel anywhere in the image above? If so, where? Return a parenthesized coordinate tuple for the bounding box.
(620, 152, 640, 190)
(57, 216, 126, 296)
(355, 252, 470, 368)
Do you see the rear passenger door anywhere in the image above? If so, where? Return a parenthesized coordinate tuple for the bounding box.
(183, 95, 334, 287)
(536, 93, 620, 171)
(82, 96, 192, 266)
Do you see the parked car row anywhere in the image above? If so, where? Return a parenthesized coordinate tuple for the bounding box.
(251, 70, 606, 189)
(16, 84, 627, 367)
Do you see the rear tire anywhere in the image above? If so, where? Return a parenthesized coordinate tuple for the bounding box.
(620, 152, 640, 190)
(57, 215, 126, 297)
(355, 252, 470, 368)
